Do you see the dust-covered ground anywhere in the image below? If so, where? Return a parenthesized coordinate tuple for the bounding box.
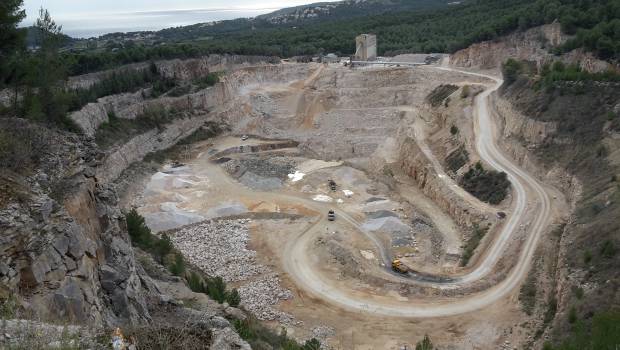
(132, 63, 561, 349)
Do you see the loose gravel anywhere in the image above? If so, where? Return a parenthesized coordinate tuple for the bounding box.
(170, 219, 297, 324)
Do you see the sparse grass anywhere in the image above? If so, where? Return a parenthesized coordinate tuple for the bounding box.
(193, 72, 223, 90)
(124, 323, 212, 350)
(426, 84, 458, 107)
(232, 316, 321, 350)
(519, 267, 538, 315)
(572, 285, 584, 300)
(543, 310, 620, 350)
(143, 122, 223, 164)
(0, 295, 19, 319)
(95, 106, 181, 149)
(460, 223, 489, 266)
(446, 146, 468, 173)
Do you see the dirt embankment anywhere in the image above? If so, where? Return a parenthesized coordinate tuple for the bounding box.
(497, 76, 620, 344)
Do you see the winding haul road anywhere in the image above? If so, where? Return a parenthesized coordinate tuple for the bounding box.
(280, 67, 556, 317)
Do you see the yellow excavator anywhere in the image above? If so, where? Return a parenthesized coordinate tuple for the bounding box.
(391, 259, 409, 274)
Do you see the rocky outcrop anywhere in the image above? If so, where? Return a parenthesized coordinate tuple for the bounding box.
(68, 54, 279, 90)
(0, 119, 151, 327)
(96, 115, 208, 184)
(450, 22, 615, 73)
(69, 62, 310, 137)
(397, 135, 488, 236)
(489, 93, 581, 202)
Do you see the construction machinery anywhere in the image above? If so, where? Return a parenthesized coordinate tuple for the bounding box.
(328, 179, 337, 192)
(328, 209, 336, 221)
(391, 259, 409, 274)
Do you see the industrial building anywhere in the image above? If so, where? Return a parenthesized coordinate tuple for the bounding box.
(355, 34, 377, 61)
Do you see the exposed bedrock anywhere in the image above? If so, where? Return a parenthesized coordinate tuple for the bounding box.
(450, 23, 615, 73)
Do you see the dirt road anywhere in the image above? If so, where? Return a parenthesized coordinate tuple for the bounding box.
(281, 67, 556, 316)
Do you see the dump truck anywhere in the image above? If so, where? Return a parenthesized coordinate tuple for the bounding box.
(328, 179, 337, 192)
(391, 259, 409, 274)
(328, 209, 336, 221)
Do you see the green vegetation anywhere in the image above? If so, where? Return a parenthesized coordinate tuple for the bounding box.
(125, 208, 185, 276)
(502, 58, 524, 85)
(539, 61, 620, 87)
(67, 62, 173, 111)
(460, 223, 489, 266)
(0, 0, 26, 89)
(185, 271, 241, 307)
(95, 106, 179, 148)
(445, 146, 469, 173)
(232, 317, 321, 350)
(55, 0, 620, 69)
(426, 84, 459, 107)
(600, 239, 616, 258)
(460, 162, 511, 204)
(415, 334, 434, 350)
(126, 209, 244, 308)
(460, 85, 471, 98)
(519, 267, 538, 315)
(193, 72, 223, 89)
(543, 310, 620, 350)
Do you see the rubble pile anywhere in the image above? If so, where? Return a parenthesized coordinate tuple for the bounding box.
(170, 219, 267, 282)
(238, 274, 296, 324)
(171, 219, 297, 324)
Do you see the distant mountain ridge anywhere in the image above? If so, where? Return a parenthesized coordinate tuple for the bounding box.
(257, 0, 453, 24)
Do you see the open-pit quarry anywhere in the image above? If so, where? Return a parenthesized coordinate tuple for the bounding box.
(124, 61, 566, 349)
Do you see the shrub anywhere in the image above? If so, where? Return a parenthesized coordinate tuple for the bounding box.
(568, 306, 577, 324)
(302, 338, 321, 350)
(600, 240, 616, 258)
(426, 84, 458, 107)
(450, 125, 459, 135)
(233, 317, 320, 350)
(459, 162, 510, 204)
(126, 208, 152, 247)
(572, 286, 584, 300)
(460, 85, 470, 98)
(460, 223, 488, 266)
(583, 250, 593, 264)
(519, 269, 537, 315)
(167, 253, 186, 276)
(446, 146, 469, 173)
(415, 334, 434, 350)
(187, 272, 207, 293)
(502, 58, 522, 85)
(226, 289, 241, 307)
(207, 276, 227, 303)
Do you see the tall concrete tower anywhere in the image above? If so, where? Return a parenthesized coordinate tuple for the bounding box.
(355, 34, 377, 61)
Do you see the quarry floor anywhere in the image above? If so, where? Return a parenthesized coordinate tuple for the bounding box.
(130, 63, 565, 349)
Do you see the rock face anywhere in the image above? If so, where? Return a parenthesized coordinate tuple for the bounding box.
(0, 119, 150, 327)
(68, 55, 280, 137)
(450, 22, 615, 73)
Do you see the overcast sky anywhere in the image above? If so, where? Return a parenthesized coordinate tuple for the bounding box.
(22, 0, 327, 37)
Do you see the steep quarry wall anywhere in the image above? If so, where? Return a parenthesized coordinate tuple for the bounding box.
(68, 54, 279, 90)
(0, 120, 151, 327)
(397, 135, 487, 235)
(489, 93, 581, 201)
(95, 64, 312, 184)
(70, 63, 311, 138)
(450, 23, 614, 73)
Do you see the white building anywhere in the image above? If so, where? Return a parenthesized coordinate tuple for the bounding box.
(355, 34, 377, 61)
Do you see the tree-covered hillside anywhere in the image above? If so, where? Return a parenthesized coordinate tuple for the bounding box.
(57, 0, 620, 76)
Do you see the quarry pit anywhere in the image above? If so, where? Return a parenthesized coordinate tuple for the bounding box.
(124, 62, 564, 349)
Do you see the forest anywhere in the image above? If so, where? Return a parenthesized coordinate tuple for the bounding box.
(59, 0, 620, 74)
